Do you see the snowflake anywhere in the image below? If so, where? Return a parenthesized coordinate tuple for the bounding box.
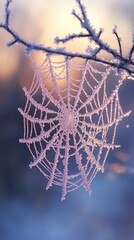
(19, 55, 130, 200)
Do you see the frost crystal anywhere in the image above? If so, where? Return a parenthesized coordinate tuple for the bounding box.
(19, 56, 130, 200)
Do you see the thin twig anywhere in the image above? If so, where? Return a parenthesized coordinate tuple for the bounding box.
(113, 26, 122, 57)
(129, 44, 134, 60)
(55, 33, 90, 44)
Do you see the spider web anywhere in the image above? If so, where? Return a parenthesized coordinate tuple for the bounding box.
(19, 55, 130, 200)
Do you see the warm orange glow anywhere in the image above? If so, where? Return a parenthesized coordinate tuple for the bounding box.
(0, 0, 133, 81)
(109, 163, 126, 174)
(0, 42, 19, 80)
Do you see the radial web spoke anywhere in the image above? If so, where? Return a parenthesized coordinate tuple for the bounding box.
(29, 128, 63, 168)
(73, 132, 91, 194)
(61, 131, 70, 201)
(77, 130, 104, 172)
(46, 131, 64, 190)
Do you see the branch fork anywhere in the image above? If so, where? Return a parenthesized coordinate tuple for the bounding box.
(0, 0, 134, 77)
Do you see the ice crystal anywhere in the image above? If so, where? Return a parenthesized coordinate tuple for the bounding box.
(19, 56, 130, 200)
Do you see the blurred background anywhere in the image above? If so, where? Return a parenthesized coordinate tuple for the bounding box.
(0, 0, 134, 240)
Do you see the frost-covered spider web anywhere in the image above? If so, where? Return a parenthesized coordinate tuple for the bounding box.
(19, 55, 130, 200)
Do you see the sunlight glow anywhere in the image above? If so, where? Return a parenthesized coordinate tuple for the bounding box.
(0, 0, 133, 80)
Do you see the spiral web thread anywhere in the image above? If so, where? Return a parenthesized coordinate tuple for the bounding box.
(19, 55, 131, 200)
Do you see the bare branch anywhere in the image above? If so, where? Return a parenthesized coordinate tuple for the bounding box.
(0, 0, 134, 78)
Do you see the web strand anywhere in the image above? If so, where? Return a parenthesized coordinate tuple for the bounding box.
(19, 55, 131, 200)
